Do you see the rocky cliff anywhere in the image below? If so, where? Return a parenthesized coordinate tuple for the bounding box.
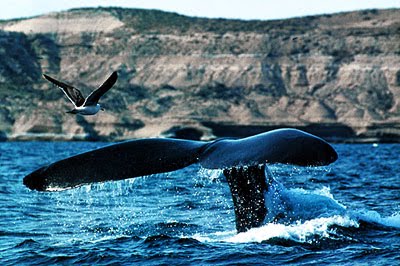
(0, 8, 399, 142)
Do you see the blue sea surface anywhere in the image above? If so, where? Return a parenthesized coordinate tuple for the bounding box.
(1, 141, 399, 265)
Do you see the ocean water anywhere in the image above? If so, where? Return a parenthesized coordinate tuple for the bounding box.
(1, 141, 399, 265)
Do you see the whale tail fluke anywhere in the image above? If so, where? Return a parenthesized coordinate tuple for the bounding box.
(23, 128, 339, 234)
(23, 129, 337, 192)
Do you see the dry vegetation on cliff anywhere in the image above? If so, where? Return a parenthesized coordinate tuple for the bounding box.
(0, 8, 399, 141)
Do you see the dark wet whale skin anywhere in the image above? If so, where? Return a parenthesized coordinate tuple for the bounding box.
(23, 128, 337, 232)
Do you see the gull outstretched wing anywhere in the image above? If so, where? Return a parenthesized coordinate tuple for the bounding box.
(43, 74, 85, 107)
(84, 71, 118, 106)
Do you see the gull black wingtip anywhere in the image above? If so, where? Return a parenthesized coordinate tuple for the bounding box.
(105, 71, 118, 83)
(42, 73, 51, 81)
(106, 71, 118, 86)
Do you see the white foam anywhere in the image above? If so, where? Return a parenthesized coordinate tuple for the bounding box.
(192, 215, 359, 244)
(227, 215, 359, 243)
(192, 184, 400, 244)
(351, 210, 400, 229)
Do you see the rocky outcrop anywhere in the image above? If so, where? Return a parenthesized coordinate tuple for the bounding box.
(0, 8, 399, 142)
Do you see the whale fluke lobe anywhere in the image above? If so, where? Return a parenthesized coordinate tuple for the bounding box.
(23, 138, 206, 191)
(199, 128, 337, 169)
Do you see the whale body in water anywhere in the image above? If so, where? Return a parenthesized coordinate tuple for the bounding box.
(23, 128, 338, 233)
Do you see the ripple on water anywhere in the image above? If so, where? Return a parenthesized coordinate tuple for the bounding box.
(1, 142, 400, 265)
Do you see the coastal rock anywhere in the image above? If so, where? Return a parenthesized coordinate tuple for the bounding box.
(0, 8, 399, 142)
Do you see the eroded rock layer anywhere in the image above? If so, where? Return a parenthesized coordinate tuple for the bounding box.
(0, 8, 399, 141)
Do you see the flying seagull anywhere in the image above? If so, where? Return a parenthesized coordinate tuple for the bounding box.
(43, 71, 118, 115)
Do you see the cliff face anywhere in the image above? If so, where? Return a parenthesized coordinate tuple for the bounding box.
(0, 8, 399, 141)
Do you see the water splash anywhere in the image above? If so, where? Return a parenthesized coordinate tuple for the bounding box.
(226, 215, 359, 243)
(351, 210, 400, 229)
(196, 166, 223, 183)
